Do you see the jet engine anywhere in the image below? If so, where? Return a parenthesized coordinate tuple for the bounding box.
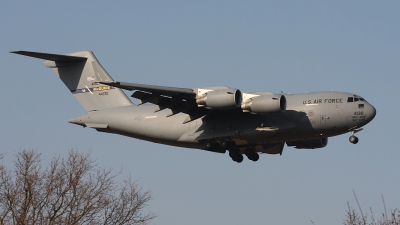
(241, 94, 286, 114)
(286, 138, 328, 149)
(196, 89, 242, 109)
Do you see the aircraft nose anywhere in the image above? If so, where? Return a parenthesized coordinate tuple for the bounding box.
(367, 104, 376, 122)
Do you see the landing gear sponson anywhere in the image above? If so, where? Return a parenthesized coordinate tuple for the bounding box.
(205, 139, 259, 163)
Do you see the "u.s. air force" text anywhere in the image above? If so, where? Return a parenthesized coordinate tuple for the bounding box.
(303, 98, 343, 104)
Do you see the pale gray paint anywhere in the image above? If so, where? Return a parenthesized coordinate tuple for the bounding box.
(12, 50, 376, 162)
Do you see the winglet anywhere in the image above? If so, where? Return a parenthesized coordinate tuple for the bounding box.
(10, 50, 87, 62)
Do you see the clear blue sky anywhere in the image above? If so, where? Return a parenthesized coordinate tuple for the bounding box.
(1, 1, 399, 224)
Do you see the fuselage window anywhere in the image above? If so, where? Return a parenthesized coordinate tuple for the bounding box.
(358, 104, 364, 109)
(347, 97, 353, 102)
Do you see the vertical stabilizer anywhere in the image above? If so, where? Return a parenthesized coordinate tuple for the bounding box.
(12, 50, 133, 111)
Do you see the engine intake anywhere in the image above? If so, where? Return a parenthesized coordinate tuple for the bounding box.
(286, 138, 328, 149)
(196, 89, 242, 109)
(241, 94, 286, 114)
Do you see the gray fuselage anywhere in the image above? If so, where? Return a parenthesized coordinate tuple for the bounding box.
(69, 91, 376, 154)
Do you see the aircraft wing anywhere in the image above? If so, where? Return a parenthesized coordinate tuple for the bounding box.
(102, 80, 287, 125)
(101, 81, 208, 123)
(100, 81, 196, 98)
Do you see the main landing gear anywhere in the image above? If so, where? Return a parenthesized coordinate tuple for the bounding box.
(245, 148, 259, 162)
(229, 149, 243, 163)
(204, 141, 220, 151)
(349, 128, 363, 144)
(229, 148, 259, 163)
(204, 139, 260, 163)
(221, 138, 243, 163)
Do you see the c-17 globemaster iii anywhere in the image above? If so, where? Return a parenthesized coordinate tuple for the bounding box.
(12, 50, 376, 163)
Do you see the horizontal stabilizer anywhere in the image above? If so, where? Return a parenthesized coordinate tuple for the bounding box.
(11, 51, 87, 62)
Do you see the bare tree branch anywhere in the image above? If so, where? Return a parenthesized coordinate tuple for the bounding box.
(343, 194, 399, 225)
(0, 149, 155, 225)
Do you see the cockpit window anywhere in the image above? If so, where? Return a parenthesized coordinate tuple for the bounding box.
(348, 96, 368, 103)
(353, 95, 368, 102)
(359, 98, 367, 102)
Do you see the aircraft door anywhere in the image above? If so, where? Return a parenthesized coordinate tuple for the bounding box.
(320, 115, 328, 125)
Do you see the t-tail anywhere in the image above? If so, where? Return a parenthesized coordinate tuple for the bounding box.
(11, 50, 133, 111)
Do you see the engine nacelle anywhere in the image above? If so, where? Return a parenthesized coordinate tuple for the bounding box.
(241, 94, 286, 114)
(286, 138, 328, 149)
(196, 89, 242, 109)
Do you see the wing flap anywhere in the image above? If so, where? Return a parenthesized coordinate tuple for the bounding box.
(104, 81, 209, 123)
(131, 91, 172, 106)
(131, 91, 208, 121)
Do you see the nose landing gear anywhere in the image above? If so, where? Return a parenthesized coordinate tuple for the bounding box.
(349, 135, 359, 144)
(349, 128, 363, 144)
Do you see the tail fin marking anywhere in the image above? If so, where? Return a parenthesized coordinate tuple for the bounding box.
(13, 50, 133, 112)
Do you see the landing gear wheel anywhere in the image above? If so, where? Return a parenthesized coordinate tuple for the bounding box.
(204, 140, 221, 152)
(229, 150, 243, 163)
(251, 153, 259, 162)
(204, 142, 213, 150)
(222, 139, 236, 150)
(235, 154, 243, 163)
(349, 136, 359, 144)
(245, 148, 259, 162)
(349, 129, 362, 144)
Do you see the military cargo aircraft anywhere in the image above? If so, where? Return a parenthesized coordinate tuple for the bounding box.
(12, 50, 376, 163)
